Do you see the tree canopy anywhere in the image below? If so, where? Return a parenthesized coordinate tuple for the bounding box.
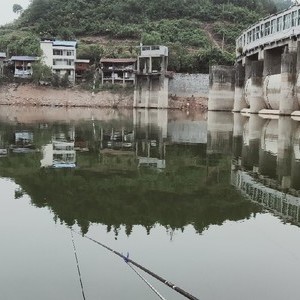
(0, 0, 294, 72)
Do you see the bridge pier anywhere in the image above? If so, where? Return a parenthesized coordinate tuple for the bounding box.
(233, 63, 247, 112)
(208, 65, 235, 111)
(249, 61, 266, 113)
(280, 51, 298, 115)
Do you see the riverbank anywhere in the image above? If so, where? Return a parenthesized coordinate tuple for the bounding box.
(0, 84, 208, 110)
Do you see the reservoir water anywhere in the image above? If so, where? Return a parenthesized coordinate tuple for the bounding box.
(1, 106, 300, 300)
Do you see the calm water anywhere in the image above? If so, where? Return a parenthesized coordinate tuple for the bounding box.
(1, 107, 300, 300)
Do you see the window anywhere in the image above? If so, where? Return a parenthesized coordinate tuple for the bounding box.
(271, 19, 276, 34)
(66, 50, 74, 56)
(260, 24, 264, 38)
(255, 26, 260, 40)
(247, 31, 251, 43)
(277, 16, 283, 31)
(283, 13, 291, 29)
(292, 11, 297, 26)
(53, 49, 63, 56)
(265, 22, 270, 36)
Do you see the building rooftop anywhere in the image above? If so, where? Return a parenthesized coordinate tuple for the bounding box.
(11, 56, 39, 61)
(0, 52, 6, 58)
(75, 59, 90, 64)
(53, 40, 77, 47)
(100, 58, 137, 63)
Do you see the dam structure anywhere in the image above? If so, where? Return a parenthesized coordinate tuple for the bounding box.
(209, 4, 300, 116)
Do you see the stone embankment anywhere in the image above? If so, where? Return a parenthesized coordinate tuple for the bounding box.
(0, 84, 134, 107)
(0, 83, 208, 110)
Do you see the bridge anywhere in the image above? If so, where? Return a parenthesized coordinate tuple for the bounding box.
(209, 4, 300, 116)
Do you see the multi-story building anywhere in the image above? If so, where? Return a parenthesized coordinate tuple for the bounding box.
(100, 58, 136, 85)
(40, 40, 77, 84)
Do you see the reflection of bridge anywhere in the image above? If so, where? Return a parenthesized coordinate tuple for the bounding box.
(209, 4, 300, 115)
(232, 169, 300, 225)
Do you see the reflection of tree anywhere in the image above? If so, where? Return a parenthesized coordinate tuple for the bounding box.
(0, 154, 258, 236)
(0, 121, 260, 236)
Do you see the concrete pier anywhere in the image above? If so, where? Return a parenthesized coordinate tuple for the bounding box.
(233, 64, 247, 112)
(249, 61, 265, 113)
(208, 66, 235, 111)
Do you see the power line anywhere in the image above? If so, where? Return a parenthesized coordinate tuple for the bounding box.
(70, 229, 87, 300)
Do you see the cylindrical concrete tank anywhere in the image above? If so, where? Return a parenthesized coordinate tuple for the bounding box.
(263, 75, 281, 110)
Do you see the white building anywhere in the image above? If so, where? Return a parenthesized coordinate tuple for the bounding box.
(40, 40, 77, 83)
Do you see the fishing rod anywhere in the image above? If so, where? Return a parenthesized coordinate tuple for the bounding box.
(72, 230, 200, 300)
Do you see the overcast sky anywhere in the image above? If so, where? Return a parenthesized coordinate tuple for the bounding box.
(0, 0, 30, 26)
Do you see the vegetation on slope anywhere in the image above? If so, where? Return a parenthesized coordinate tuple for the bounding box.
(0, 0, 294, 72)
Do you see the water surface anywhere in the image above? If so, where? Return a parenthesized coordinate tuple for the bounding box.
(1, 107, 300, 300)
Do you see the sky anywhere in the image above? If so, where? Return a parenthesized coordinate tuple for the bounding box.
(0, 0, 30, 26)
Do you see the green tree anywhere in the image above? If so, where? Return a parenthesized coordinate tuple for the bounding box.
(31, 61, 52, 84)
(141, 31, 162, 45)
(13, 3, 23, 14)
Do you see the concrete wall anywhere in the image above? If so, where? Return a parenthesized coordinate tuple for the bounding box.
(168, 73, 209, 98)
(208, 66, 235, 111)
(40, 41, 53, 67)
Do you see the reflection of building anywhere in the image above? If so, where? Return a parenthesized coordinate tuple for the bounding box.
(41, 127, 76, 168)
(11, 56, 38, 78)
(11, 131, 36, 153)
(41, 141, 76, 168)
(100, 58, 136, 85)
(40, 40, 77, 83)
(134, 109, 167, 170)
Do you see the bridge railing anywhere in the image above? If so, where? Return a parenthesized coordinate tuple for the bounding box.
(236, 5, 300, 58)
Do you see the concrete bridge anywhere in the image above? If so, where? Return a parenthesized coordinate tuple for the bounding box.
(209, 4, 300, 116)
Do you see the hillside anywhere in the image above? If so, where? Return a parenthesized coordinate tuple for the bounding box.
(0, 0, 293, 73)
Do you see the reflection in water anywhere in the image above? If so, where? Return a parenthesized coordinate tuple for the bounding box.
(230, 113, 300, 225)
(2, 107, 300, 300)
(3, 107, 300, 234)
(0, 108, 257, 237)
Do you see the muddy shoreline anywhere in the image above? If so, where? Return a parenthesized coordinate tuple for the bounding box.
(0, 84, 208, 110)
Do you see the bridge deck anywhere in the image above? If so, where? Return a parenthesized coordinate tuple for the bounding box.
(236, 5, 300, 59)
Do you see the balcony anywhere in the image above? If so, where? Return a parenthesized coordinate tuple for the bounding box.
(14, 69, 33, 78)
